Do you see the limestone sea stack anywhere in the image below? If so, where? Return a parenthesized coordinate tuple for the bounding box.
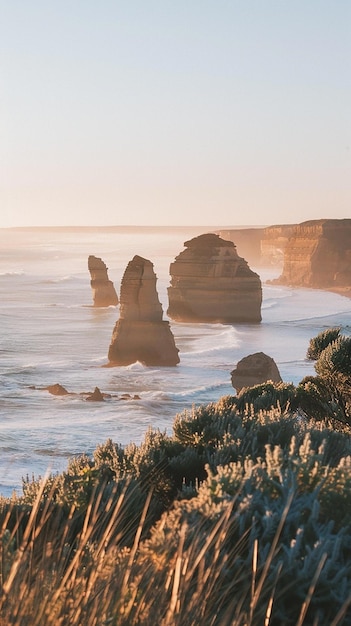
(167, 233, 262, 323)
(88, 255, 118, 307)
(274, 219, 351, 289)
(108, 255, 179, 366)
(231, 352, 282, 393)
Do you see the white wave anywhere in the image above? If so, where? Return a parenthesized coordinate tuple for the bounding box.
(0, 270, 25, 277)
(167, 381, 229, 400)
(126, 362, 148, 371)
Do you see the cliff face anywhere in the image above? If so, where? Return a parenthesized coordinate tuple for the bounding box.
(88, 255, 118, 307)
(108, 255, 179, 366)
(216, 224, 295, 267)
(167, 233, 262, 323)
(276, 219, 351, 288)
(261, 225, 296, 266)
(216, 228, 263, 266)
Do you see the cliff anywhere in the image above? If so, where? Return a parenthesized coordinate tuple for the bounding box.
(108, 255, 179, 366)
(275, 219, 351, 288)
(167, 233, 262, 323)
(88, 255, 118, 307)
(216, 224, 295, 266)
(260, 224, 296, 266)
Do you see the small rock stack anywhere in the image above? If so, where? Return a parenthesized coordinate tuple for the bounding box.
(88, 255, 118, 307)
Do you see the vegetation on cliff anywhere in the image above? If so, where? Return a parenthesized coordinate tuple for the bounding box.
(0, 328, 351, 625)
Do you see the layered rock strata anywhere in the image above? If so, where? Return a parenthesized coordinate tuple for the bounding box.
(108, 255, 179, 366)
(217, 224, 295, 267)
(167, 233, 262, 323)
(260, 224, 296, 266)
(231, 352, 282, 393)
(88, 255, 118, 307)
(275, 219, 351, 288)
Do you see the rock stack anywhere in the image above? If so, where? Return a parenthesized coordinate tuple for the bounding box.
(108, 255, 179, 366)
(88, 255, 118, 307)
(167, 233, 262, 323)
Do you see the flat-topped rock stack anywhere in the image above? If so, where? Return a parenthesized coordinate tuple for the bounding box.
(274, 219, 351, 289)
(88, 255, 118, 307)
(167, 233, 262, 323)
(108, 255, 179, 366)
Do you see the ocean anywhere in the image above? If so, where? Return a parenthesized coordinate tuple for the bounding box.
(1, 226, 350, 498)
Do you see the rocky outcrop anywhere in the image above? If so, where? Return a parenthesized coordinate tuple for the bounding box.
(167, 233, 262, 323)
(86, 386, 105, 401)
(108, 255, 179, 366)
(44, 383, 69, 396)
(274, 219, 351, 288)
(31, 384, 140, 401)
(231, 352, 282, 393)
(88, 255, 118, 307)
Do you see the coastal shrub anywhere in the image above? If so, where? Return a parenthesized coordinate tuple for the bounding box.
(135, 434, 351, 625)
(306, 326, 341, 360)
(3, 397, 351, 623)
(315, 336, 351, 416)
(233, 381, 297, 413)
(2, 430, 351, 625)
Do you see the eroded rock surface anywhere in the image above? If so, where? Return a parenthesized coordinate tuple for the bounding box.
(108, 255, 179, 366)
(88, 255, 118, 307)
(167, 233, 262, 323)
(275, 219, 351, 288)
(231, 352, 282, 393)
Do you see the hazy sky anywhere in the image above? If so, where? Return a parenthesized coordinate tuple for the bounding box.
(1, 1, 350, 227)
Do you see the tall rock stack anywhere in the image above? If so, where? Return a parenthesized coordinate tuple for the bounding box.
(167, 233, 262, 323)
(108, 255, 179, 366)
(88, 255, 118, 307)
(275, 219, 351, 288)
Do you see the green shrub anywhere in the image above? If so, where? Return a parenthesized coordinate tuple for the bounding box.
(306, 327, 341, 360)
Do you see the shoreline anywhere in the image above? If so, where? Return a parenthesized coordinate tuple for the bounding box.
(325, 287, 351, 300)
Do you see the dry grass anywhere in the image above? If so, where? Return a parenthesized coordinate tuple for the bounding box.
(1, 474, 351, 626)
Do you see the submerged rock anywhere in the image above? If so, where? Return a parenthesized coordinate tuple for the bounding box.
(88, 255, 118, 307)
(44, 383, 69, 396)
(108, 255, 179, 366)
(167, 233, 262, 323)
(231, 352, 282, 393)
(86, 386, 105, 402)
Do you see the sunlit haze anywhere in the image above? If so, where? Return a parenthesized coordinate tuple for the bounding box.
(1, 1, 350, 228)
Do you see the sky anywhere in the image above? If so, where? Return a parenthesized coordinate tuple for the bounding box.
(1, 1, 350, 228)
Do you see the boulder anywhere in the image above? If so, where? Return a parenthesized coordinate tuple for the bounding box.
(88, 255, 118, 307)
(167, 233, 262, 323)
(231, 352, 282, 393)
(108, 255, 179, 366)
(274, 219, 351, 288)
